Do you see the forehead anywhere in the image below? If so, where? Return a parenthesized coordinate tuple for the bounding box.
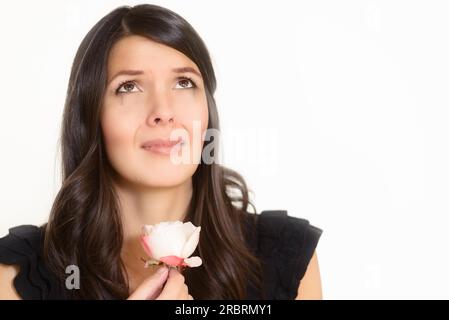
(107, 35, 199, 76)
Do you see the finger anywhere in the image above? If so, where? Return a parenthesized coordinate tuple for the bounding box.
(179, 283, 189, 300)
(127, 266, 169, 300)
(156, 268, 187, 300)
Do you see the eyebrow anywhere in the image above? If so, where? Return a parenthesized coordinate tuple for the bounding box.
(108, 67, 203, 85)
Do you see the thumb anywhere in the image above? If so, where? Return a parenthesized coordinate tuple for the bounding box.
(127, 265, 169, 300)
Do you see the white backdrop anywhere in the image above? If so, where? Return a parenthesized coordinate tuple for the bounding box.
(0, 0, 448, 299)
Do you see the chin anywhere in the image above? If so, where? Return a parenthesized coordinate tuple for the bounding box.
(136, 170, 193, 188)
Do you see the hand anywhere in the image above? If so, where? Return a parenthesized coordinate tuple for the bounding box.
(127, 265, 193, 300)
(155, 267, 193, 300)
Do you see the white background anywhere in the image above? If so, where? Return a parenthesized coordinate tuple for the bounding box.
(0, 0, 448, 299)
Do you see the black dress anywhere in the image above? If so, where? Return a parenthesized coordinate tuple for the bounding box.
(0, 210, 323, 300)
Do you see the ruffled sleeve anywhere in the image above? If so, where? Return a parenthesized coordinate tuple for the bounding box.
(0, 225, 64, 300)
(254, 210, 323, 299)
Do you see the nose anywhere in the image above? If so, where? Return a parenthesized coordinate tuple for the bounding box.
(146, 91, 175, 127)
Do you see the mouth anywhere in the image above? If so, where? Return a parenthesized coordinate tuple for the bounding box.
(141, 138, 184, 156)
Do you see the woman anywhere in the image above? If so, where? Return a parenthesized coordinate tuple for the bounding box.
(0, 4, 323, 300)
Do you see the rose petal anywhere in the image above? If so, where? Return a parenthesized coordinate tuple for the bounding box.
(184, 256, 202, 267)
(140, 235, 153, 257)
(147, 222, 186, 258)
(180, 226, 201, 258)
(182, 222, 197, 239)
(159, 255, 184, 267)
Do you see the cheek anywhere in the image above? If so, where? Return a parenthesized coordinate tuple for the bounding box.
(198, 98, 209, 146)
(176, 93, 209, 140)
(188, 102, 208, 164)
(100, 92, 148, 148)
(170, 94, 208, 166)
(100, 108, 137, 156)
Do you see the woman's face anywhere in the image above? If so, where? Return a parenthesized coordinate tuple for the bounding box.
(100, 35, 208, 188)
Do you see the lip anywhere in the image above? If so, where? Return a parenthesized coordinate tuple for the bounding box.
(141, 138, 184, 156)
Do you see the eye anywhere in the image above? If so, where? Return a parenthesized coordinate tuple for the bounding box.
(115, 80, 140, 94)
(175, 77, 197, 89)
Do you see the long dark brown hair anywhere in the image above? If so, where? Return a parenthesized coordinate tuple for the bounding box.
(42, 4, 265, 299)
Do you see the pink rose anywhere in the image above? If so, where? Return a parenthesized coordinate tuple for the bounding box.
(140, 221, 202, 269)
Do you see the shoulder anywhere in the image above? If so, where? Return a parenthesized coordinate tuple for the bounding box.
(244, 210, 323, 299)
(0, 224, 57, 300)
(246, 210, 323, 259)
(0, 224, 43, 259)
(296, 250, 322, 299)
(0, 263, 22, 299)
(0, 224, 43, 262)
